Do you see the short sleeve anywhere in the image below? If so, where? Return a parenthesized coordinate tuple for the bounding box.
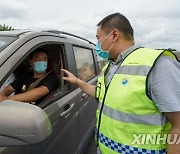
(10, 74, 26, 91)
(148, 55, 180, 112)
(39, 73, 59, 93)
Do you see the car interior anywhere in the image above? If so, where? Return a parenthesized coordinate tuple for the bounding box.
(0, 43, 68, 108)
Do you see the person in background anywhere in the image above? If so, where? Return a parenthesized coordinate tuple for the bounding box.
(0, 48, 58, 105)
(61, 12, 180, 154)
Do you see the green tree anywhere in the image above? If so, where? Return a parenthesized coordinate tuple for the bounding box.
(0, 24, 14, 31)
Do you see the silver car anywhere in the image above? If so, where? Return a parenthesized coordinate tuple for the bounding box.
(0, 30, 105, 154)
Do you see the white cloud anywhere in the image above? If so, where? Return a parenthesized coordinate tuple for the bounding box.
(0, 0, 28, 19)
(0, 0, 180, 50)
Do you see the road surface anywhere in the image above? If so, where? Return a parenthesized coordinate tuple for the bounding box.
(84, 134, 96, 154)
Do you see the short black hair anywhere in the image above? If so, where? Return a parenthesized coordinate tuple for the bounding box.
(97, 12, 134, 40)
(30, 48, 48, 59)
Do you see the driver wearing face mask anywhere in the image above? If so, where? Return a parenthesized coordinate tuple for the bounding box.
(0, 48, 59, 105)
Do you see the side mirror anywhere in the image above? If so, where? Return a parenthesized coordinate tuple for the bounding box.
(0, 100, 52, 146)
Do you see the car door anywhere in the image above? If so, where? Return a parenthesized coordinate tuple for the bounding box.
(38, 89, 79, 154)
(0, 35, 79, 154)
(72, 46, 98, 153)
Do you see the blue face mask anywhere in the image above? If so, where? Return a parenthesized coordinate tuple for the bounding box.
(96, 42, 110, 59)
(33, 61, 48, 74)
(96, 30, 114, 59)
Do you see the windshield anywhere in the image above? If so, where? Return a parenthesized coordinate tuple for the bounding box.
(0, 36, 17, 52)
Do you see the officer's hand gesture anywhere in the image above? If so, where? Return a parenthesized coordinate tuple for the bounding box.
(61, 69, 79, 85)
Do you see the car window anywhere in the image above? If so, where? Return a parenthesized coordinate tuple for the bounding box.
(39, 44, 69, 108)
(73, 46, 96, 81)
(0, 36, 17, 52)
(0, 43, 65, 107)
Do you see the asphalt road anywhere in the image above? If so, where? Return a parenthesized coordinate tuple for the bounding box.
(84, 134, 97, 154)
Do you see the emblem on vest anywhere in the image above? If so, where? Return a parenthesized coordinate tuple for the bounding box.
(121, 77, 129, 85)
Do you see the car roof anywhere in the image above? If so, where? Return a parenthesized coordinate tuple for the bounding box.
(0, 30, 96, 67)
(0, 30, 31, 37)
(43, 30, 95, 45)
(0, 30, 95, 46)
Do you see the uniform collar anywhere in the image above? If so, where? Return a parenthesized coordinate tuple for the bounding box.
(109, 44, 143, 65)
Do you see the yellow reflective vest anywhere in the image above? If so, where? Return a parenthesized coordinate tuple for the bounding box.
(95, 48, 177, 154)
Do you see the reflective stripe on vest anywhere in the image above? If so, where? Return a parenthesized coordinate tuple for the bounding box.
(97, 131, 167, 154)
(98, 65, 152, 78)
(97, 102, 168, 126)
(116, 65, 151, 76)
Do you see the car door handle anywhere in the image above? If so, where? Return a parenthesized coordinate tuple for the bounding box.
(81, 93, 88, 98)
(81, 93, 88, 99)
(60, 103, 75, 118)
(79, 93, 88, 101)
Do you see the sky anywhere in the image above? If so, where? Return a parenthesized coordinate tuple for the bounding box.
(0, 0, 180, 50)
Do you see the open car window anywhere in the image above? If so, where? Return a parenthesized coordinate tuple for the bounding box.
(37, 44, 68, 108)
(0, 43, 66, 108)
